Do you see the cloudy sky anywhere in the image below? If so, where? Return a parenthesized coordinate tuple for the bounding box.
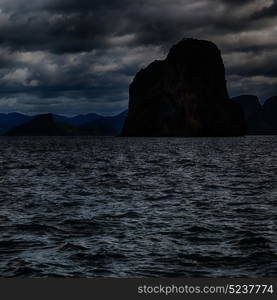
(0, 0, 276, 115)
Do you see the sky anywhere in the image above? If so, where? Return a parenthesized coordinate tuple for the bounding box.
(0, 0, 276, 116)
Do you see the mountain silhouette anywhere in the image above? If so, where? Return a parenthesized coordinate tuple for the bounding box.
(232, 95, 262, 134)
(0, 111, 128, 136)
(122, 38, 246, 137)
(232, 95, 277, 135)
(81, 110, 128, 136)
(0, 113, 33, 133)
(261, 96, 277, 134)
(53, 113, 101, 127)
(5, 114, 84, 136)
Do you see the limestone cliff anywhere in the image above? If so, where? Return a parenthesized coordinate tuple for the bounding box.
(122, 38, 246, 137)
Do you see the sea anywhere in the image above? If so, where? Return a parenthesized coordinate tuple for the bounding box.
(0, 136, 276, 278)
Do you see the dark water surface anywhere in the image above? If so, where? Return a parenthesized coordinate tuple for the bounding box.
(0, 136, 276, 277)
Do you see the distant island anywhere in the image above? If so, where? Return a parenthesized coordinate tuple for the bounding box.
(5, 114, 84, 136)
(1, 111, 128, 136)
(232, 95, 277, 135)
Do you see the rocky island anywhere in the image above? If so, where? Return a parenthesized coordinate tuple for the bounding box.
(121, 38, 246, 137)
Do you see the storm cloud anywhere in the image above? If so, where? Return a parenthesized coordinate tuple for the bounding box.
(0, 0, 276, 115)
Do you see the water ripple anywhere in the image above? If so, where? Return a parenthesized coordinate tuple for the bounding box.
(0, 136, 276, 277)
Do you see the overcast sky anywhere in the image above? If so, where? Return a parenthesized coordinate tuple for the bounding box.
(0, 0, 276, 115)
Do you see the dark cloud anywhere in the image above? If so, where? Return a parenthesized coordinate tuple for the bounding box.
(253, 0, 277, 18)
(0, 0, 276, 115)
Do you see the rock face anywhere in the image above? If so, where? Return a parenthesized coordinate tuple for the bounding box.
(232, 95, 262, 134)
(121, 38, 246, 137)
(5, 114, 83, 136)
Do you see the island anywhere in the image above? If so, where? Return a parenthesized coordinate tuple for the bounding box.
(121, 38, 246, 137)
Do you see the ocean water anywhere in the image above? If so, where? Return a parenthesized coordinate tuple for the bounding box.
(0, 136, 276, 278)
